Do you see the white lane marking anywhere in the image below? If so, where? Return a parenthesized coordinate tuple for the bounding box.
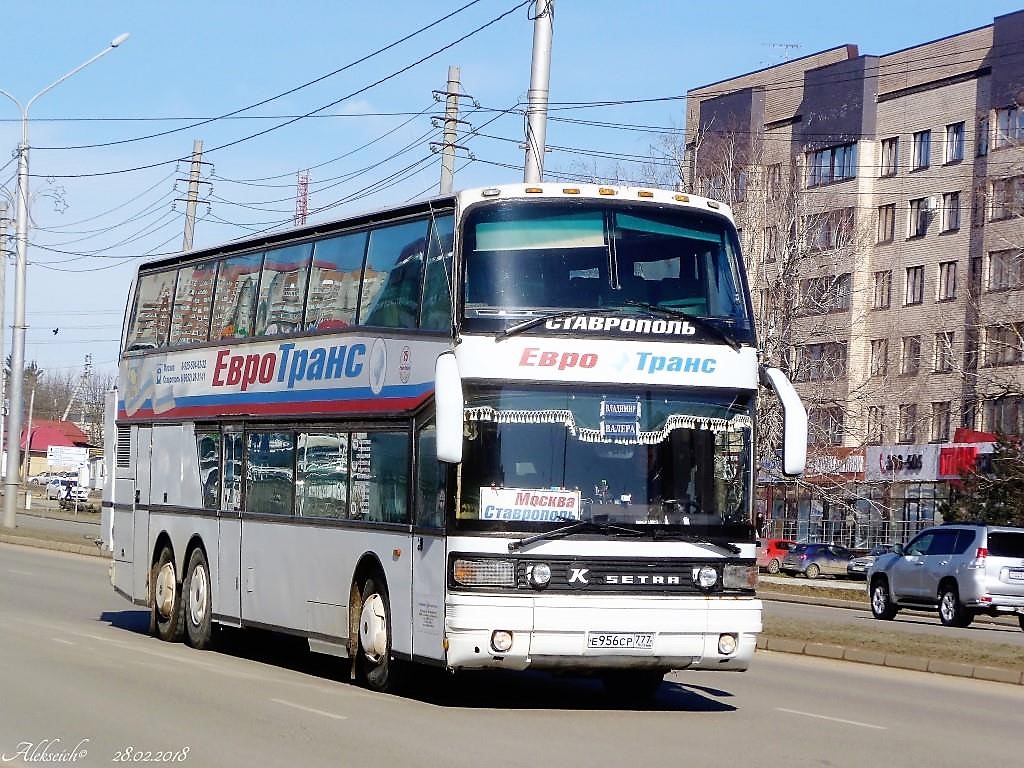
(271, 698, 348, 720)
(775, 708, 887, 731)
(51, 638, 75, 646)
(7, 569, 33, 576)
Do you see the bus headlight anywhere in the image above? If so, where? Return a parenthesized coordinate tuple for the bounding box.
(693, 565, 718, 590)
(718, 633, 738, 655)
(723, 564, 758, 589)
(527, 562, 551, 589)
(491, 630, 514, 652)
(452, 558, 515, 587)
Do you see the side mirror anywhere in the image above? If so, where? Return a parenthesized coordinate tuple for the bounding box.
(434, 352, 464, 464)
(760, 366, 807, 477)
(892, 543, 904, 557)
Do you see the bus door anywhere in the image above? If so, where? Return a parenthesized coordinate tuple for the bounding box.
(132, 427, 153, 602)
(215, 429, 244, 624)
(411, 426, 446, 662)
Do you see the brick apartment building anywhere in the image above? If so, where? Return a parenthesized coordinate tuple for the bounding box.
(684, 11, 1024, 545)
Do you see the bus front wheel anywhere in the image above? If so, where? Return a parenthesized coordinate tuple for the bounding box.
(151, 545, 184, 642)
(356, 576, 398, 693)
(184, 547, 214, 650)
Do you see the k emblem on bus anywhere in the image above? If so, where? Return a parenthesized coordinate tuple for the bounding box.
(568, 567, 590, 585)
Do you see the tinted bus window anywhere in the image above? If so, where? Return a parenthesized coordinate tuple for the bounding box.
(169, 262, 217, 345)
(360, 219, 429, 327)
(420, 214, 455, 331)
(350, 432, 409, 523)
(246, 431, 295, 516)
(255, 243, 312, 337)
(126, 271, 176, 351)
(196, 432, 220, 510)
(306, 232, 367, 331)
(295, 432, 349, 518)
(211, 252, 263, 340)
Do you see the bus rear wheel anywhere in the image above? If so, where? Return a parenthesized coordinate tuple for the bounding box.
(151, 545, 184, 642)
(184, 547, 214, 650)
(356, 576, 399, 693)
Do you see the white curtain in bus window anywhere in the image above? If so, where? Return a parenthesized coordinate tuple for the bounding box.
(349, 432, 409, 523)
(254, 243, 313, 337)
(169, 262, 218, 346)
(246, 431, 295, 516)
(210, 252, 264, 340)
(196, 432, 220, 509)
(305, 232, 367, 331)
(295, 432, 349, 518)
(359, 219, 429, 327)
(420, 214, 455, 330)
(126, 270, 176, 351)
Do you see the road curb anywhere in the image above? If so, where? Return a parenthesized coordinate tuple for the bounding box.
(0, 531, 105, 558)
(756, 635, 1024, 685)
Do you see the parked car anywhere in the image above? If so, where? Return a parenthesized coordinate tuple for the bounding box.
(846, 544, 899, 579)
(29, 473, 59, 485)
(757, 538, 797, 574)
(868, 524, 1024, 630)
(780, 543, 854, 579)
(45, 478, 89, 502)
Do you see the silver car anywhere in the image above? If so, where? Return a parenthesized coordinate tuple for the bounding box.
(868, 524, 1024, 630)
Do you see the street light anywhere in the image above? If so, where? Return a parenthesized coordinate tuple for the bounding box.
(0, 33, 129, 529)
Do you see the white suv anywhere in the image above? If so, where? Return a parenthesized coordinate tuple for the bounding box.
(45, 478, 89, 502)
(868, 524, 1024, 630)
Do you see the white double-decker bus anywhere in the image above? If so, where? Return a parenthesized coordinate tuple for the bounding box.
(105, 183, 806, 697)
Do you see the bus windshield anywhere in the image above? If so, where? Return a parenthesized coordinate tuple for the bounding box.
(461, 200, 752, 338)
(453, 385, 753, 534)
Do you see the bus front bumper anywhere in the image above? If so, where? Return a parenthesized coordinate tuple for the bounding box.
(444, 593, 761, 672)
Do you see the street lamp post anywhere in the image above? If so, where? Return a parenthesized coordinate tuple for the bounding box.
(0, 33, 129, 530)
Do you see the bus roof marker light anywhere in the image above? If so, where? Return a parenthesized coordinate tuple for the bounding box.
(598, 187, 616, 196)
(524, 187, 543, 194)
(674, 194, 690, 203)
(637, 190, 654, 198)
(562, 187, 580, 195)
(706, 200, 721, 209)
(481, 188, 501, 197)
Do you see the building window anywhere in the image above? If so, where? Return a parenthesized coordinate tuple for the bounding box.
(934, 331, 954, 372)
(877, 203, 895, 243)
(766, 163, 782, 199)
(901, 335, 921, 375)
(941, 191, 960, 232)
(985, 396, 1024, 436)
(905, 265, 924, 305)
(912, 130, 931, 169)
(873, 270, 892, 309)
(944, 122, 964, 163)
(987, 250, 1023, 291)
(763, 226, 778, 263)
(995, 106, 1023, 148)
(794, 342, 847, 382)
(797, 273, 851, 315)
(931, 401, 951, 442)
(971, 185, 986, 226)
(989, 176, 1024, 220)
(984, 323, 1024, 366)
(908, 197, 929, 237)
(977, 116, 989, 156)
(807, 143, 857, 187)
(870, 338, 888, 377)
(938, 261, 957, 301)
(898, 404, 918, 443)
(880, 137, 898, 176)
(867, 406, 886, 445)
(808, 407, 845, 446)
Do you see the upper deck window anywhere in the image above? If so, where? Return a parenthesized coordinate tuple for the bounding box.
(462, 200, 750, 337)
(254, 243, 312, 337)
(211, 252, 263, 340)
(169, 261, 217, 345)
(306, 231, 367, 331)
(420, 214, 455, 331)
(126, 270, 176, 351)
(360, 219, 430, 327)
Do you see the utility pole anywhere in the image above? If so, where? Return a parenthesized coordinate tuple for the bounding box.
(20, 386, 33, 483)
(0, 202, 7, 480)
(182, 139, 204, 252)
(523, 0, 554, 183)
(61, 354, 93, 422)
(439, 65, 461, 195)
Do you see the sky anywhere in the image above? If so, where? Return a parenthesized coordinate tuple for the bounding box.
(0, 0, 1021, 380)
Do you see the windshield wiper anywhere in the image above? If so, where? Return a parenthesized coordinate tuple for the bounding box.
(495, 309, 594, 342)
(652, 529, 742, 556)
(508, 517, 643, 551)
(620, 300, 742, 351)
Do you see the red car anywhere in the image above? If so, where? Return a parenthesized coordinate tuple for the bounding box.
(756, 538, 797, 574)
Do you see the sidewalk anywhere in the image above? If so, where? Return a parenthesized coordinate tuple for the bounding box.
(0, 490, 105, 557)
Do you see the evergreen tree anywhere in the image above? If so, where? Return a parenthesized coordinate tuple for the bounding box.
(942, 433, 1024, 527)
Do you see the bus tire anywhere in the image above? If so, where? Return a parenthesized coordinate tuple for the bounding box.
(356, 576, 398, 693)
(151, 545, 184, 642)
(184, 547, 214, 650)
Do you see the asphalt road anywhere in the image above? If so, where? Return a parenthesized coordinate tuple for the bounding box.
(1, 543, 1020, 768)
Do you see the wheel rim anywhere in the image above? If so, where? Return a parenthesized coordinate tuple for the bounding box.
(188, 562, 209, 627)
(155, 562, 176, 618)
(940, 592, 954, 622)
(359, 593, 388, 662)
(768, 559, 780, 574)
(806, 564, 819, 578)
(872, 585, 887, 614)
